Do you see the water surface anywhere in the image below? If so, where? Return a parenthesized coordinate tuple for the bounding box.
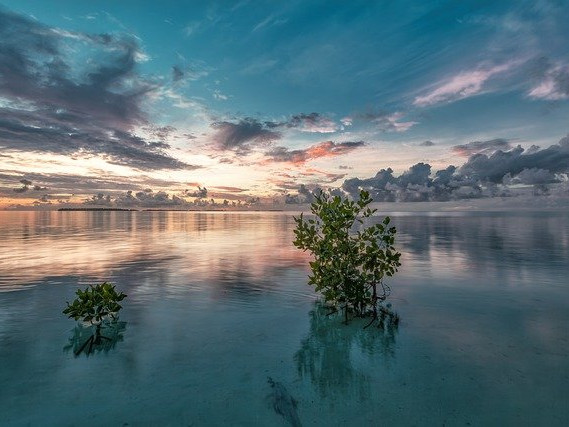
(0, 211, 568, 426)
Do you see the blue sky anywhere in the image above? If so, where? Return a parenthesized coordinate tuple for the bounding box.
(1, 0, 568, 207)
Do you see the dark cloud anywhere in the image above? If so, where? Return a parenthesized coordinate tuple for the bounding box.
(13, 185, 28, 193)
(351, 111, 417, 132)
(183, 186, 208, 198)
(459, 136, 569, 182)
(170, 62, 210, 83)
(399, 162, 432, 186)
(503, 168, 558, 185)
(210, 186, 247, 193)
(419, 140, 435, 147)
(209, 113, 345, 154)
(84, 193, 113, 206)
(144, 125, 176, 141)
(265, 140, 365, 164)
(81, 187, 261, 208)
(285, 184, 319, 204)
(338, 165, 353, 170)
(433, 165, 457, 185)
(284, 184, 345, 204)
(172, 65, 185, 82)
(0, 7, 195, 171)
(210, 118, 281, 151)
(452, 138, 512, 157)
(339, 135, 569, 202)
(266, 112, 338, 133)
(10, 178, 47, 193)
(85, 189, 188, 208)
(0, 171, 184, 200)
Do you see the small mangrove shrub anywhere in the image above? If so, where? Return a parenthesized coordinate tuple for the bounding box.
(63, 282, 127, 355)
(293, 190, 401, 325)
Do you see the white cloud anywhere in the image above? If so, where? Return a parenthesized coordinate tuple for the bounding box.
(383, 112, 417, 132)
(213, 90, 229, 101)
(184, 21, 201, 37)
(528, 63, 569, 100)
(413, 62, 515, 107)
(252, 14, 287, 33)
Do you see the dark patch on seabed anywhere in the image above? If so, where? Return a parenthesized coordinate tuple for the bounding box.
(268, 377, 302, 427)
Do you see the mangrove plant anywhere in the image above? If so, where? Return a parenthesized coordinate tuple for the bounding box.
(63, 282, 127, 355)
(293, 190, 401, 325)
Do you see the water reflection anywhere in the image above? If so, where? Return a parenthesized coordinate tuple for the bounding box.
(295, 302, 398, 399)
(0, 211, 568, 425)
(63, 321, 127, 357)
(391, 212, 569, 284)
(0, 211, 311, 294)
(1, 211, 567, 294)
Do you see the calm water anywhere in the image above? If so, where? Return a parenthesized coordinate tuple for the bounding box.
(0, 211, 568, 426)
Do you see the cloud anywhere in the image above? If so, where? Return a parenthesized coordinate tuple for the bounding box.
(262, 112, 339, 133)
(11, 178, 47, 193)
(528, 61, 569, 100)
(213, 89, 228, 100)
(284, 183, 346, 204)
(459, 135, 569, 183)
(451, 138, 512, 157)
(252, 14, 287, 33)
(419, 140, 435, 147)
(413, 62, 514, 107)
(170, 62, 210, 84)
(281, 113, 338, 133)
(81, 187, 263, 208)
(265, 140, 365, 165)
(0, 7, 195, 171)
(84, 189, 189, 208)
(0, 171, 185, 200)
(183, 186, 208, 198)
(339, 135, 569, 202)
(503, 168, 559, 185)
(353, 111, 417, 132)
(399, 162, 432, 186)
(210, 118, 281, 151)
(184, 21, 201, 37)
(172, 65, 185, 82)
(210, 186, 247, 193)
(13, 185, 29, 193)
(84, 193, 113, 206)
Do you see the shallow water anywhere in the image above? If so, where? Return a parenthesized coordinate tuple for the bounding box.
(0, 210, 568, 426)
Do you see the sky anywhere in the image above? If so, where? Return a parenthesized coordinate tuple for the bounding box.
(1, 0, 569, 209)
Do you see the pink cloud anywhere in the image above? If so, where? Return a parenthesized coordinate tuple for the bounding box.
(413, 62, 515, 107)
(528, 63, 569, 100)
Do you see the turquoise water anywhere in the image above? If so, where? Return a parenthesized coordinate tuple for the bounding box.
(0, 211, 568, 426)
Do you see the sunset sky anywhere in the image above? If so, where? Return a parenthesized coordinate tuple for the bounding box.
(1, 0, 569, 208)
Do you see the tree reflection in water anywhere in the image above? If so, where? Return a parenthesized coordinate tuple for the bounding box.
(63, 321, 127, 357)
(295, 302, 398, 399)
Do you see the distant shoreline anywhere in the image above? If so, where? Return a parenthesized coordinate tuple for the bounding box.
(58, 208, 138, 211)
(55, 207, 284, 212)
